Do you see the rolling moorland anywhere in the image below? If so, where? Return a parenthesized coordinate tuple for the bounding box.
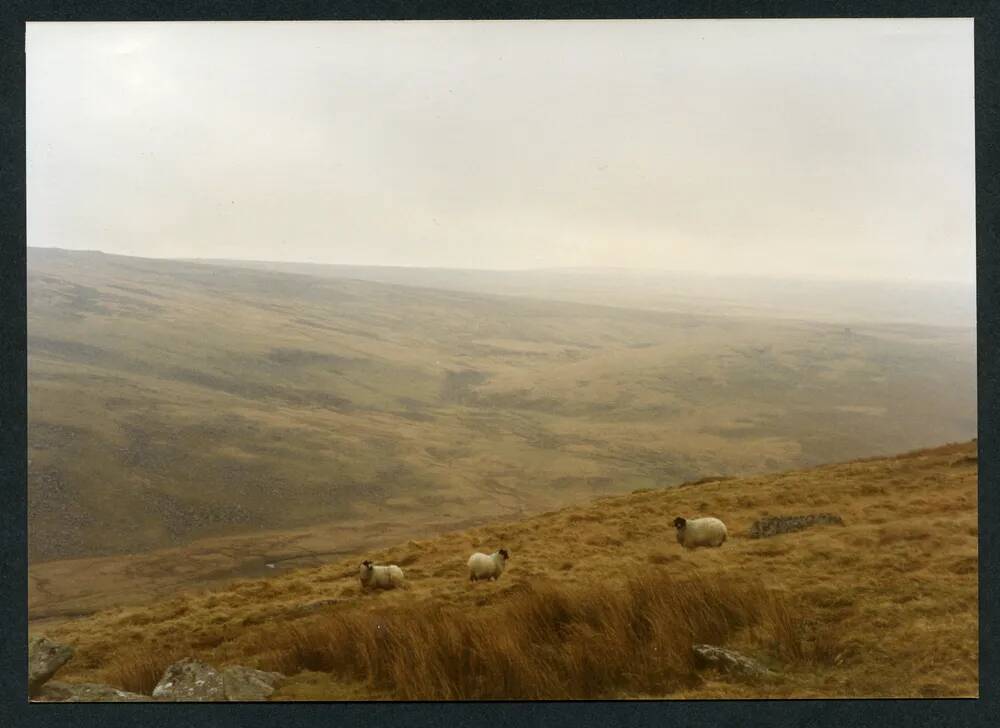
(188, 257, 976, 328)
(31, 441, 978, 699)
(27, 247, 975, 622)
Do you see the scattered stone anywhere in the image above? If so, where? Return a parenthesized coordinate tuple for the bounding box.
(31, 681, 148, 702)
(748, 513, 844, 539)
(28, 636, 74, 695)
(220, 666, 285, 701)
(151, 658, 285, 701)
(152, 658, 226, 701)
(692, 644, 778, 682)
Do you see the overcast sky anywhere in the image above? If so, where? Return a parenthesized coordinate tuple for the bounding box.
(26, 19, 974, 283)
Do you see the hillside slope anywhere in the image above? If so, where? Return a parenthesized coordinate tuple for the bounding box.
(28, 248, 976, 564)
(33, 441, 979, 700)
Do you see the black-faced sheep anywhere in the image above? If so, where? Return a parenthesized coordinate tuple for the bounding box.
(673, 516, 728, 548)
(467, 548, 509, 581)
(359, 560, 405, 589)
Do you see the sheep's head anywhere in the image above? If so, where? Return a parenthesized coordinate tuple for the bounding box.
(673, 517, 687, 530)
(360, 560, 374, 578)
(498, 548, 510, 561)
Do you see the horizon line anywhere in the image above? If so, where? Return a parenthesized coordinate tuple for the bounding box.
(26, 245, 977, 288)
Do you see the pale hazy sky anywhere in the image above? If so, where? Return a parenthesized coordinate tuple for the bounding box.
(26, 19, 975, 283)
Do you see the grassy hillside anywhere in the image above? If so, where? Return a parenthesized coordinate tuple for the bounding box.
(28, 248, 975, 566)
(32, 441, 979, 699)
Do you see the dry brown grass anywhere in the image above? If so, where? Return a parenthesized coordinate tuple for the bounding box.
(105, 571, 799, 700)
(104, 645, 188, 695)
(34, 440, 978, 700)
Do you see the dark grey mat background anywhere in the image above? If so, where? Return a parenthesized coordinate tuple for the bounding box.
(1, 2, 996, 727)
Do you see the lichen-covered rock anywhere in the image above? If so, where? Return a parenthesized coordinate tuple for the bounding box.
(152, 658, 225, 701)
(691, 644, 778, 682)
(28, 636, 74, 695)
(221, 666, 285, 701)
(151, 658, 285, 701)
(31, 681, 148, 702)
(748, 513, 844, 539)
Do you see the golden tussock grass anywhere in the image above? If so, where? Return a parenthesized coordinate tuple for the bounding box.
(36, 440, 978, 700)
(108, 571, 802, 700)
(104, 645, 188, 695)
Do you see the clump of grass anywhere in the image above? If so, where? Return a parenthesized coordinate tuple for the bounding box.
(806, 624, 843, 666)
(761, 591, 805, 661)
(877, 524, 933, 546)
(114, 610, 155, 627)
(647, 550, 679, 565)
(102, 645, 188, 695)
(238, 570, 798, 700)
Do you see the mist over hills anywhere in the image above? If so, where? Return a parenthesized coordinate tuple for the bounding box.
(185, 256, 976, 328)
(27, 247, 976, 565)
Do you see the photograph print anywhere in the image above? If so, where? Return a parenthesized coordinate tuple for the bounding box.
(25, 18, 977, 701)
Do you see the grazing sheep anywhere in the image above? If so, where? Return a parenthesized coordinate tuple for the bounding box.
(359, 560, 405, 590)
(673, 516, 728, 549)
(467, 548, 510, 581)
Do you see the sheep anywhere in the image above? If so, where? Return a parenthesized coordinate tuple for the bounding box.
(467, 548, 510, 581)
(673, 516, 728, 549)
(359, 560, 406, 590)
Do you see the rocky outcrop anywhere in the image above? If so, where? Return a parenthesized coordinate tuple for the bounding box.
(32, 681, 148, 702)
(28, 636, 74, 696)
(152, 658, 226, 701)
(27, 648, 283, 702)
(151, 658, 284, 701)
(220, 665, 285, 701)
(691, 644, 778, 682)
(748, 513, 844, 539)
